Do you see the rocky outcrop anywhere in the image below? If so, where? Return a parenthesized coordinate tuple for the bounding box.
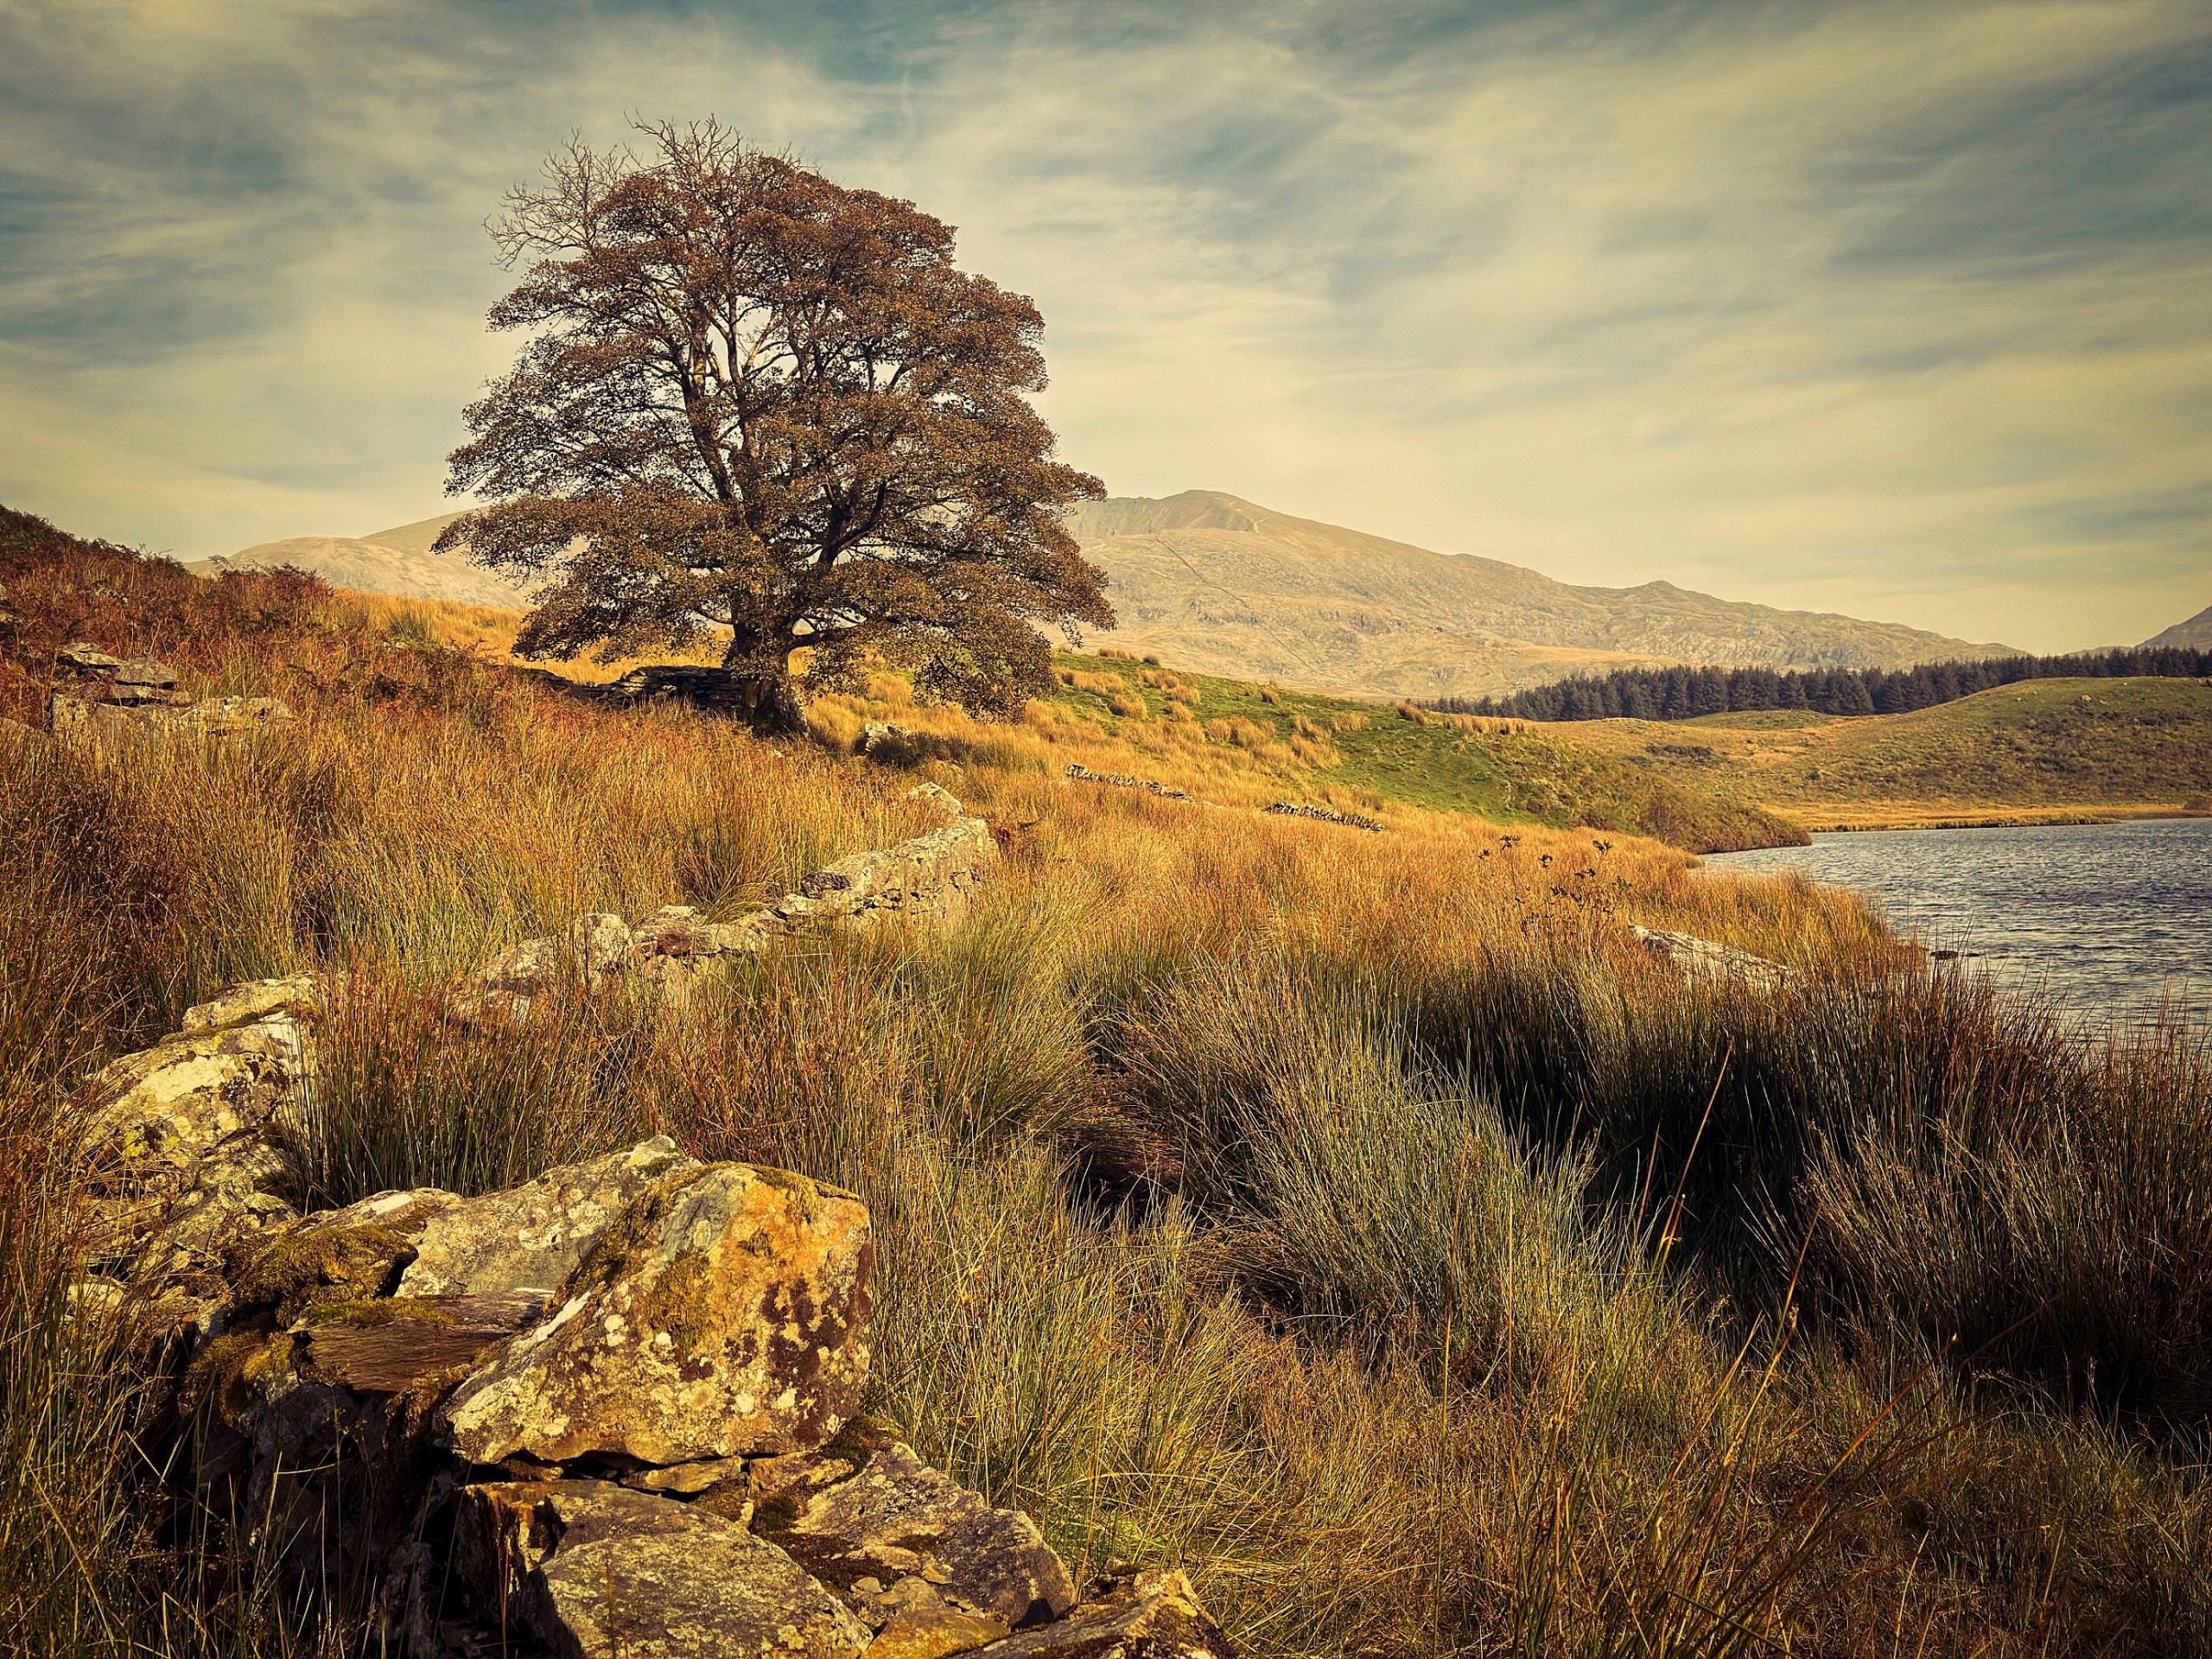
(48, 640, 294, 746)
(1062, 763, 1192, 802)
(1628, 925, 1794, 994)
(1264, 802, 1383, 833)
(70, 874, 1224, 1657)
(458, 785, 996, 1022)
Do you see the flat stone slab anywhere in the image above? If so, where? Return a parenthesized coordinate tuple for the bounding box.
(960, 1570, 1232, 1659)
(760, 1441, 1075, 1630)
(397, 1136, 696, 1299)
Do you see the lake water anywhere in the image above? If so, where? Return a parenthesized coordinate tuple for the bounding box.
(1707, 817, 2212, 1027)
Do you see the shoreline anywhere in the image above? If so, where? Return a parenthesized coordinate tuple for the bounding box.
(1766, 802, 2209, 836)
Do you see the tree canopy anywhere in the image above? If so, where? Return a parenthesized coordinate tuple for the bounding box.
(438, 119, 1109, 728)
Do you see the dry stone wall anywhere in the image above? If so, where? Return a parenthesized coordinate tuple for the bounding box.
(48, 641, 295, 744)
(456, 783, 997, 1023)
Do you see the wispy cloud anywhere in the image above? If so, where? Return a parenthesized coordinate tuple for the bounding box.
(1, 0, 2205, 647)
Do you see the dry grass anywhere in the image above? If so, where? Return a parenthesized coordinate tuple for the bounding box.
(3, 512, 2209, 1657)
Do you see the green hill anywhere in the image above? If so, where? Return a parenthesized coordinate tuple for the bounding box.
(1558, 677, 2212, 829)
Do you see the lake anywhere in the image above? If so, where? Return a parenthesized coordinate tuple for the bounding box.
(1707, 816, 2212, 1027)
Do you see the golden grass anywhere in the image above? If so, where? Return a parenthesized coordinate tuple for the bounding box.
(3, 529, 2209, 1657)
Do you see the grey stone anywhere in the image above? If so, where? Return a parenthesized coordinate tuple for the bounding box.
(1628, 925, 1794, 993)
(396, 1137, 697, 1299)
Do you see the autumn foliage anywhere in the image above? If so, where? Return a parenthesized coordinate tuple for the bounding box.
(440, 119, 1109, 730)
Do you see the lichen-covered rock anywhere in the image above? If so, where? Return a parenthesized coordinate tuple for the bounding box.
(438, 1163, 872, 1467)
(180, 973, 325, 1034)
(397, 1136, 696, 1299)
(864, 1608, 1012, 1659)
(78, 1008, 310, 1279)
(455, 1479, 871, 1659)
(759, 1440, 1075, 1630)
(1628, 925, 1794, 994)
(960, 1570, 1232, 1659)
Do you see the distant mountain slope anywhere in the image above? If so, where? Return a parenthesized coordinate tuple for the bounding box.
(206, 492, 2005, 700)
(190, 510, 524, 609)
(2145, 605, 2212, 649)
(1067, 492, 2008, 699)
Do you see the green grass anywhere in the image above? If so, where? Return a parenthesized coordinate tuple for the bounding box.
(1043, 652, 1808, 851)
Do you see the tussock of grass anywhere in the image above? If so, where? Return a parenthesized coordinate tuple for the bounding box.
(3, 510, 2210, 1656)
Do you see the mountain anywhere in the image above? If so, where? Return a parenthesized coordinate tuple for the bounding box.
(1065, 492, 2009, 699)
(191, 511, 524, 609)
(2144, 605, 2212, 650)
(205, 491, 2006, 698)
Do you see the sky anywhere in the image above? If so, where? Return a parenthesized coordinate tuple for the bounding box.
(1, 0, 2207, 652)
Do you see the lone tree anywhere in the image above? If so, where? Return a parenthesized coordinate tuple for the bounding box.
(438, 120, 1109, 731)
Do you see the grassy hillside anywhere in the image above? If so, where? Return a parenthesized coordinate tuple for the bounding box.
(814, 650, 1807, 852)
(1554, 676, 2212, 830)
(347, 594, 1807, 853)
(6, 505, 2212, 1657)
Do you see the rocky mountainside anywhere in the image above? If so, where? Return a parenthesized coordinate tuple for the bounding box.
(2144, 604, 2212, 649)
(202, 493, 2006, 699)
(1067, 492, 2008, 699)
(190, 512, 529, 609)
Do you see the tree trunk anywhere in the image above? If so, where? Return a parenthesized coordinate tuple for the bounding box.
(731, 667, 804, 735)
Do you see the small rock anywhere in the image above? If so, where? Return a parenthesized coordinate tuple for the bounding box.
(622, 1453, 751, 1497)
(959, 1570, 1232, 1659)
(762, 1441, 1075, 1629)
(1627, 925, 1793, 994)
(437, 1162, 872, 1466)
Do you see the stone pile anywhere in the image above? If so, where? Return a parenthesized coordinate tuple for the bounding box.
(1628, 924, 1794, 994)
(76, 963, 1232, 1659)
(1061, 762, 1192, 803)
(456, 784, 998, 1023)
(48, 640, 294, 746)
(1263, 802, 1383, 833)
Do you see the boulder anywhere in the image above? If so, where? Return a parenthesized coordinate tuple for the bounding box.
(438, 1163, 872, 1467)
(454, 1479, 872, 1659)
(181, 973, 325, 1034)
(757, 1439, 1076, 1630)
(397, 1136, 697, 1299)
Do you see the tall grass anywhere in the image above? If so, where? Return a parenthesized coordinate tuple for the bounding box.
(3, 530, 2209, 1655)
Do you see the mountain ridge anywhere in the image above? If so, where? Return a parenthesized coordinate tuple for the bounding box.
(1062, 491, 2010, 698)
(201, 490, 2011, 698)
(2145, 604, 2212, 650)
